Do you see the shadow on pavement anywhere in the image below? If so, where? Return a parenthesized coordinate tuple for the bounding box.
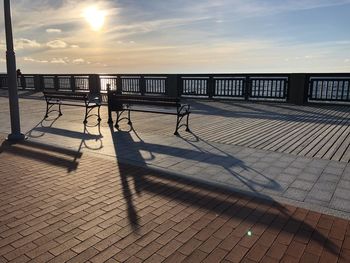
(109, 125, 340, 255)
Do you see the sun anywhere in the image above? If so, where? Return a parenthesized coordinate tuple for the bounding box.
(83, 6, 106, 31)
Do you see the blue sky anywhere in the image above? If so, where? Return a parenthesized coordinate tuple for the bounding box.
(0, 0, 350, 73)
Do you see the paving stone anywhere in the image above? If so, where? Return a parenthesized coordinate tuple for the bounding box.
(276, 173, 297, 184)
(319, 173, 341, 183)
(331, 198, 350, 213)
(313, 181, 337, 191)
(290, 180, 314, 191)
(307, 189, 333, 202)
(283, 188, 308, 201)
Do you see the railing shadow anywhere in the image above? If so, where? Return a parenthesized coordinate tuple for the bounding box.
(189, 99, 350, 124)
(109, 125, 340, 256)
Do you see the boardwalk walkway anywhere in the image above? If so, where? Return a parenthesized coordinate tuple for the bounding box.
(0, 137, 350, 263)
(0, 91, 350, 262)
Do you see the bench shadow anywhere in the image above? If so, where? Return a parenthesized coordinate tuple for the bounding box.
(179, 131, 281, 193)
(109, 126, 340, 256)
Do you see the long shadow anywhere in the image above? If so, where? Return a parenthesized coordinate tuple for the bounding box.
(0, 140, 80, 171)
(178, 131, 281, 193)
(124, 138, 281, 192)
(109, 126, 340, 256)
(18, 117, 104, 172)
(109, 124, 146, 230)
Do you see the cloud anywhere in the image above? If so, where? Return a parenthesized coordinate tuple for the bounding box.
(47, 40, 68, 49)
(15, 38, 41, 49)
(70, 45, 79, 48)
(72, 58, 85, 64)
(46, 28, 62, 33)
(50, 58, 67, 64)
(23, 57, 49, 63)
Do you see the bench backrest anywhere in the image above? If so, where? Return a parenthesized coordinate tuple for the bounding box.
(43, 90, 90, 101)
(108, 93, 181, 109)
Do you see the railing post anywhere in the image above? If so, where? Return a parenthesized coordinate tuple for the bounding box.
(70, 76, 76, 92)
(245, 76, 250, 101)
(288, 73, 308, 105)
(208, 75, 214, 98)
(34, 75, 43, 91)
(166, 74, 179, 97)
(20, 75, 26, 90)
(140, 75, 146, 95)
(54, 75, 59, 90)
(116, 75, 122, 94)
(88, 74, 101, 94)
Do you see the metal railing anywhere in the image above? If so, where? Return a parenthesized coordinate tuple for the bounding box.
(1, 73, 349, 104)
(250, 77, 288, 100)
(308, 77, 350, 102)
(214, 77, 245, 98)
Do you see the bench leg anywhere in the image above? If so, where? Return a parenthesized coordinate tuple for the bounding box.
(45, 102, 49, 118)
(174, 114, 180, 136)
(115, 111, 120, 129)
(107, 105, 113, 124)
(58, 103, 62, 116)
(127, 110, 132, 126)
(185, 112, 190, 132)
(83, 106, 88, 124)
(97, 106, 101, 122)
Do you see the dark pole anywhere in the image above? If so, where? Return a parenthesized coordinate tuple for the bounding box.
(4, 0, 24, 141)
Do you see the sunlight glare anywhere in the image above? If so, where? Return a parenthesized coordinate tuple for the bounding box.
(84, 6, 106, 31)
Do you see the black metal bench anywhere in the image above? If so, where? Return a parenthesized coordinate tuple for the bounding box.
(107, 90, 191, 135)
(43, 90, 101, 123)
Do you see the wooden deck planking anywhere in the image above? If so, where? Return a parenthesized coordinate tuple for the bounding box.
(128, 103, 350, 162)
(282, 109, 349, 155)
(252, 109, 328, 150)
(340, 137, 350, 162)
(298, 111, 350, 157)
(313, 114, 350, 159)
(287, 114, 342, 156)
(232, 107, 336, 152)
(320, 125, 350, 160)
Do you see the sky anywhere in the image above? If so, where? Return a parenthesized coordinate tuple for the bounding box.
(0, 0, 350, 74)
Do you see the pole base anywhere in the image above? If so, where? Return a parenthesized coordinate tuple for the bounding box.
(7, 133, 26, 142)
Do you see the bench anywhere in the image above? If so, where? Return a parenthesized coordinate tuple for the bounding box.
(107, 90, 191, 135)
(43, 90, 102, 123)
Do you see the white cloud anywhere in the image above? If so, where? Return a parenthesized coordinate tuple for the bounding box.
(50, 58, 67, 64)
(15, 38, 41, 49)
(46, 28, 62, 33)
(73, 58, 85, 64)
(47, 40, 68, 49)
(345, 59, 350, 63)
(70, 45, 79, 48)
(23, 57, 49, 63)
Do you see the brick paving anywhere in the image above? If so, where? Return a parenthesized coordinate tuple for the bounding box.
(1, 137, 350, 262)
(1, 94, 350, 217)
